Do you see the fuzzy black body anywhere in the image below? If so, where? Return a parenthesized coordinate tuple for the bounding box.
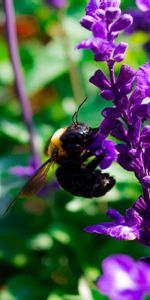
(56, 164, 115, 198)
(55, 122, 115, 197)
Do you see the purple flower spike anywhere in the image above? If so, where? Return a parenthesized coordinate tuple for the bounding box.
(97, 254, 150, 300)
(136, 0, 150, 11)
(78, 0, 150, 248)
(78, 0, 132, 62)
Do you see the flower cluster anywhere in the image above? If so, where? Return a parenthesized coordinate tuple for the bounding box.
(77, 0, 133, 62)
(78, 0, 150, 247)
(97, 254, 150, 300)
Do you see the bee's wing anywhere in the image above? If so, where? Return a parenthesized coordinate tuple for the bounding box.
(19, 158, 53, 198)
(1, 158, 53, 217)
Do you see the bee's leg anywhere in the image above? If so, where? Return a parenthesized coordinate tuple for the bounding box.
(86, 152, 105, 171)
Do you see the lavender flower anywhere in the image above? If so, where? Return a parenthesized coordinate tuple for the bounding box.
(77, 0, 132, 62)
(10, 157, 38, 177)
(84, 62, 150, 246)
(78, 0, 150, 246)
(97, 254, 150, 300)
(85, 196, 150, 246)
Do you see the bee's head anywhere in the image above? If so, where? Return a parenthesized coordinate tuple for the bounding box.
(60, 98, 99, 156)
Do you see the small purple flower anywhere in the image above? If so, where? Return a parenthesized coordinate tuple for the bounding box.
(10, 157, 38, 177)
(85, 196, 150, 247)
(45, 0, 66, 8)
(97, 254, 150, 300)
(90, 64, 135, 101)
(77, 0, 132, 62)
(87, 130, 117, 169)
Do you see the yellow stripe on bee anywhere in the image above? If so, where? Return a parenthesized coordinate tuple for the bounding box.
(48, 127, 67, 158)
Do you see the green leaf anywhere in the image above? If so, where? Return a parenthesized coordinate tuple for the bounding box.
(0, 119, 29, 143)
(25, 40, 68, 94)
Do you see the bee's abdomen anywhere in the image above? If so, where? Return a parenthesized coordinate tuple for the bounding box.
(56, 166, 115, 198)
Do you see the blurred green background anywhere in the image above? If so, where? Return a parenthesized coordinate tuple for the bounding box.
(0, 0, 149, 299)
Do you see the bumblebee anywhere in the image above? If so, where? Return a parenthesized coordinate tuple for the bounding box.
(19, 99, 115, 199)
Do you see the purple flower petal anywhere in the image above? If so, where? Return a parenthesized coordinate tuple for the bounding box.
(105, 7, 121, 20)
(129, 88, 146, 105)
(110, 14, 133, 32)
(136, 61, 150, 96)
(111, 120, 127, 142)
(113, 42, 128, 60)
(131, 103, 150, 119)
(140, 125, 150, 143)
(92, 22, 107, 38)
(99, 140, 117, 169)
(89, 69, 111, 89)
(85, 196, 150, 246)
(100, 89, 114, 100)
(116, 64, 136, 87)
(97, 254, 150, 300)
(80, 15, 97, 30)
(84, 222, 139, 240)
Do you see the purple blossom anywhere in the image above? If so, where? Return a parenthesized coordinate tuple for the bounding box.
(89, 60, 150, 192)
(87, 130, 118, 169)
(77, 0, 132, 62)
(97, 254, 150, 300)
(78, 0, 150, 247)
(85, 196, 150, 247)
(10, 157, 38, 177)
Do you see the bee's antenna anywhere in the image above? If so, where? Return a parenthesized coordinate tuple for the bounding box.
(72, 97, 88, 124)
